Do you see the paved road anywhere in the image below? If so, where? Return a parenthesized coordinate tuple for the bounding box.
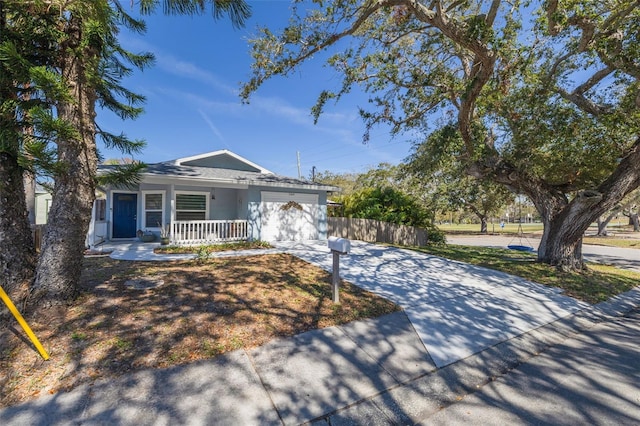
(421, 307, 640, 425)
(447, 235, 640, 272)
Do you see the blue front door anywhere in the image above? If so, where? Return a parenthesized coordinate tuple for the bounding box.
(113, 193, 137, 238)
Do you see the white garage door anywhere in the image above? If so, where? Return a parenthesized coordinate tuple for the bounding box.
(261, 191, 319, 241)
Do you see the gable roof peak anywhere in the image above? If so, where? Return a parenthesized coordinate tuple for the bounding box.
(174, 149, 273, 174)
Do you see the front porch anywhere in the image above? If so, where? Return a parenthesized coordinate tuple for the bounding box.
(87, 219, 249, 249)
(170, 220, 248, 245)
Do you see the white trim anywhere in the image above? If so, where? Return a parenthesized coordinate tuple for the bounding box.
(169, 184, 175, 222)
(142, 175, 250, 189)
(141, 174, 335, 192)
(174, 190, 209, 221)
(174, 149, 273, 174)
(141, 190, 166, 229)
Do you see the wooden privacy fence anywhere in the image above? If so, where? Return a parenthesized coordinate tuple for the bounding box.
(328, 217, 428, 246)
(32, 225, 45, 251)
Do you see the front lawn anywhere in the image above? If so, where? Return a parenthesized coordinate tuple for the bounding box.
(0, 253, 399, 408)
(412, 244, 639, 304)
(583, 236, 640, 249)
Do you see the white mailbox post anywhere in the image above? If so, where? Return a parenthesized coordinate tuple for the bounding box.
(328, 237, 350, 303)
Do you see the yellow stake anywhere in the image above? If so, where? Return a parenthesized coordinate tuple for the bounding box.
(0, 286, 49, 361)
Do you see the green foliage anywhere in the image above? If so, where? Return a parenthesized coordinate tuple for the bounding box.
(241, 0, 640, 268)
(139, 0, 251, 28)
(406, 123, 514, 228)
(241, 0, 640, 194)
(97, 162, 147, 189)
(1, 0, 251, 186)
(342, 186, 430, 227)
(196, 246, 213, 263)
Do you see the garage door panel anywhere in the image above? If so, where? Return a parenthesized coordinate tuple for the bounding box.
(260, 192, 318, 241)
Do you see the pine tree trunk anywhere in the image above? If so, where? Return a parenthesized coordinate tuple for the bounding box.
(0, 0, 36, 307)
(31, 15, 98, 307)
(0, 152, 36, 306)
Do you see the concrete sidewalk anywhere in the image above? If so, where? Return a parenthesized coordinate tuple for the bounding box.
(102, 241, 285, 261)
(423, 307, 640, 425)
(2, 241, 639, 425)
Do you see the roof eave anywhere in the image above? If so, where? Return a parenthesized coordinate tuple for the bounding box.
(141, 173, 337, 192)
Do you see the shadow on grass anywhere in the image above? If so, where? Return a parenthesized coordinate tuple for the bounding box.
(0, 253, 398, 410)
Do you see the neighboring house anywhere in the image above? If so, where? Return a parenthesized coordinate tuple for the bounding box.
(87, 150, 338, 247)
(34, 184, 52, 225)
(33, 184, 108, 248)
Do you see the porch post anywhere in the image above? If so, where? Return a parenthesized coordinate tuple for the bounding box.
(169, 184, 175, 241)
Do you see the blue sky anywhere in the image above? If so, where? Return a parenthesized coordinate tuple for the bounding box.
(98, 1, 412, 178)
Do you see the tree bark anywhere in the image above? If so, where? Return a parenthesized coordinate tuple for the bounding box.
(31, 15, 98, 307)
(0, 0, 36, 309)
(470, 135, 640, 271)
(479, 216, 488, 233)
(596, 207, 620, 236)
(596, 216, 613, 236)
(0, 152, 36, 306)
(625, 212, 640, 232)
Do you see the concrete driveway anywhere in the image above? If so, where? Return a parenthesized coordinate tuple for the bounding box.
(275, 241, 589, 367)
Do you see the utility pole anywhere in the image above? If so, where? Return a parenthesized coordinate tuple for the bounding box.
(296, 151, 301, 179)
(311, 166, 316, 182)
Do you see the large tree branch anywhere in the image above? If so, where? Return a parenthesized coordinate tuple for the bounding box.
(555, 87, 609, 117)
(595, 35, 640, 80)
(280, 1, 411, 73)
(596, 136, 640, 210)
(546, 0, 560, 35)
(574, 66, 613, 95)
(601, 1, 640, 32)
(485, 0, 501, 28)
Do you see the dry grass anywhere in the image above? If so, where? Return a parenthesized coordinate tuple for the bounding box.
(0, 254, 399, 408)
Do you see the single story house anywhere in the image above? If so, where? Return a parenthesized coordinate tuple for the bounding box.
(87, 150, 338, 247)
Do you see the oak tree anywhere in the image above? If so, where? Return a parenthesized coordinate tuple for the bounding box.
(242, 0, 640, 270)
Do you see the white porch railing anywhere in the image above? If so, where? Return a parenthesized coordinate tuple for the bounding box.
(171, 220, 248, 245)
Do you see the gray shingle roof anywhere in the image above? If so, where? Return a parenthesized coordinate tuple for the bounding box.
(99, 161, 338, 192)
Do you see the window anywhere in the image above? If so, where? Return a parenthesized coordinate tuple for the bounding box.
(143, 192, 164, 228)
(176, 193, 207, 220)
(94, 199, 106, 221)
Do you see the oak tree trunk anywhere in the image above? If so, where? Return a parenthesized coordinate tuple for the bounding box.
(538, 227, 585, 271)
(596, 209, 619, 236)
(473, 136, 640, 271)
(479, 216, 488, 233)
(534, 189, 625, 271)
(596, 217, 609, 236)
(31, 16, 98, 307)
